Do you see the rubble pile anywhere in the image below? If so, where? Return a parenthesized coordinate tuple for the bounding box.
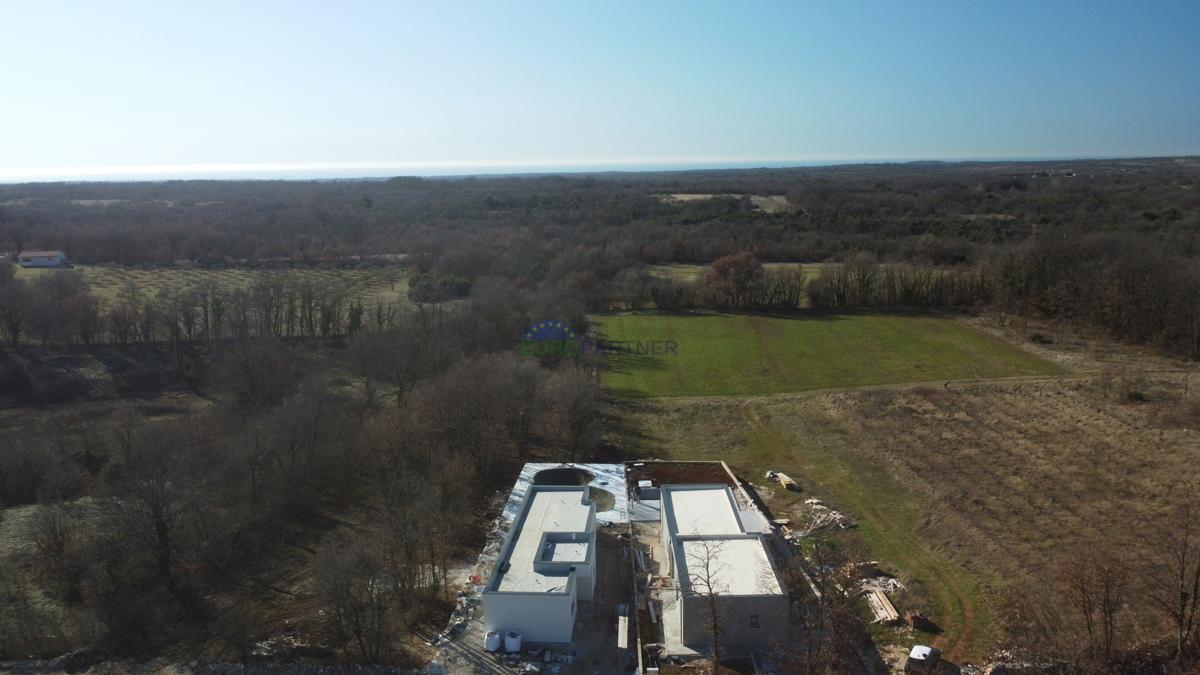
(783, 499, 857, 539)
(861, 577, 906, 593)
(250, 637, 334, 661)
(429, 515, 508, 649)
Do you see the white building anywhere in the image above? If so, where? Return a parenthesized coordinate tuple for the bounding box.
(17, 250, 68, 268)
(483, 485, 597, 644)
(660, 484, 788, 653)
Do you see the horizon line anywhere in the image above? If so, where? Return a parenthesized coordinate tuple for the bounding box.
(1, 154, 1194, 184)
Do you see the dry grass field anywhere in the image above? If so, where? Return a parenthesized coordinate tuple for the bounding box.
(657, 193, 792, 213)
(606, 314, 1200, 663)
(648, 261, 822, 283)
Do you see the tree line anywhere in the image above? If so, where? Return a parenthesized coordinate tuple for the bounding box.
(8, 228, 1200, 368)
(2, 157, 1197, 271)
(0, 278, 603, 664)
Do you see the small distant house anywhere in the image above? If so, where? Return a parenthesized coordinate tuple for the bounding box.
(17, 250, 68, 268)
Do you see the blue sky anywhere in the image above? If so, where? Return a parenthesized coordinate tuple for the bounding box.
(2, 1, 1198, 181)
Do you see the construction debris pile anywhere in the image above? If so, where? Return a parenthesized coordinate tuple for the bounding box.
(862, 577, 906, 594)
(764, 470, 800, 492)
(477, 645, 578, 674)
(430, 515, 508, 649)
(861, 577, 906, 624)
(250, 636, 334, 661)
(782, 499, 857, 539)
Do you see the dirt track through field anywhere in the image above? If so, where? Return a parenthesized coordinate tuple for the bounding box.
(739, 399, 979, 661)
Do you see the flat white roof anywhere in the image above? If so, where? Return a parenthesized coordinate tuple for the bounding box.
(679, 537, 784, 596)
(663, 485, 743, 537)
(546, 541, 588, 563)
(662, 484, 787, 598)
(493, 488, 593, 593)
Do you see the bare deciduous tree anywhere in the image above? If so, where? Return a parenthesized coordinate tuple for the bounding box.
(544, 367, 601, 463)
(701, 251, 764, 309)
(99, 422, 216, 628)
(314, 536, 394, 664)
(1062, 543, 1130, 665)
(0, 279, 29, 346)
(677, 536, 731, 671)
(775, 533, 877, 674)
(1144, 501, 1200, 660)
(30, 502, 77, 564)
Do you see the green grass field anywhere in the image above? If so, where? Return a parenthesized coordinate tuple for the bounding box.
(597, 311, 1060, 397)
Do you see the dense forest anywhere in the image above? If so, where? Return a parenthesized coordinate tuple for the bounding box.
(3, 157, 1200, 358)
(4, 158, 1199, 269)
(2, 157, 1200, 671)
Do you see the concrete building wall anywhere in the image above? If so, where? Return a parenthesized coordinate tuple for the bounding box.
(22, 258, 61, 267)
(18, 253, 67, 268)
(679, 594, 789, 651)
(483, 590, 577, 643)
(574, 550, 595, 601)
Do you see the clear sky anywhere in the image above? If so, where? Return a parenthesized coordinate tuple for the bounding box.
(2, 1, 1198, 181)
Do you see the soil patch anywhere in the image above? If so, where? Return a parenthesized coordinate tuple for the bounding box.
(627, 461, 735, 488)
(532, 467, 595, 486)
(587, 487, 616, 513)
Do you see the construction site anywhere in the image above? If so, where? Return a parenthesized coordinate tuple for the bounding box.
(424, 460, 946, 675)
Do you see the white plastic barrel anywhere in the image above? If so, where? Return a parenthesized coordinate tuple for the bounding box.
(505, 630, 522, 653)
(484, 630, 501, 652)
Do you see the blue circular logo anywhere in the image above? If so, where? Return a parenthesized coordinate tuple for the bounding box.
(523, 320, 576, 340)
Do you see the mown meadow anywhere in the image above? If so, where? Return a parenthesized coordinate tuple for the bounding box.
(597, 311, 1060, 398)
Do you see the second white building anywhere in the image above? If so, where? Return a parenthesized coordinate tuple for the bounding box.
(660, 484, 789, 653)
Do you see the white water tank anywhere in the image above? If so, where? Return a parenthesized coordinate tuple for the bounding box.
(484, 630, 501, 652)
(505, 630, 522, 653)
